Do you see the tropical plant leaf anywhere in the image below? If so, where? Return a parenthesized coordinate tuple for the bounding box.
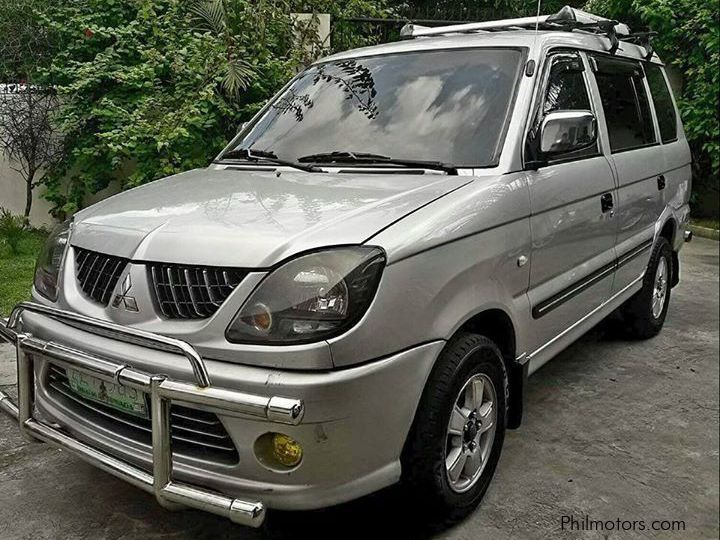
(220, 58, 254, 96)
(190, 0, 226, 34)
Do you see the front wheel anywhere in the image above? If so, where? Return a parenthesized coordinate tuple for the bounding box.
(401, 333, 507, 522)
(619, 237, 673, 339)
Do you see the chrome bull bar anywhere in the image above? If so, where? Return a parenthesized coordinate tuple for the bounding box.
(0, 302, 307, 528)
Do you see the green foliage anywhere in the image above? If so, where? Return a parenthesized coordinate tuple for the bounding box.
(0, 0, 54, 80)
(190, 0, 255, 96)
(0, 226, 46, 316)
(585, 0, 719, 213)
(35, 0, 391, 216)
(691, 217, 720, 230)
(0, 208, 28, 255)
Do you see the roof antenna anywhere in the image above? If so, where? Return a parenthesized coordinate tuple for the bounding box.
(534, 0, 543, 33)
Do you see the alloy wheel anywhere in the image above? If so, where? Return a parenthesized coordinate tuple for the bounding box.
(651, 256, 668, 319)
(445, 373, 497, 493)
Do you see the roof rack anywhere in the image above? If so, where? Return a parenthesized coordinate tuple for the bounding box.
(621, 31, 658, 60)
(399, 6, 652, 57)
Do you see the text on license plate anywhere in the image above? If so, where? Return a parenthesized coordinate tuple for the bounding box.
(66, 368, 149, 418)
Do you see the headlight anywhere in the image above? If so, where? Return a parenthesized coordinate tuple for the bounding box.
(226, 247, 386, 344)
(34, 219, 72, 301)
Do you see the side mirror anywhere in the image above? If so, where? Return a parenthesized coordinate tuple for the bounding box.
(238, 121, 248, 134)
(539, 110, 597, 156)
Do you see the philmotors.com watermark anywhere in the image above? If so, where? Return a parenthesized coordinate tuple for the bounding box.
(561, 514, 686, 533)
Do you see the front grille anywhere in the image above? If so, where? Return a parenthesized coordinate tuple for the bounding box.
(148, 263, 248, 319)
(73, 247, 247, 319)
(75, 247, 128, 306)
(46, 364, 239, 465)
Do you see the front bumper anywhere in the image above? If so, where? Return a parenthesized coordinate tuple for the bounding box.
(0, 302, 440, 525)
(0, 302, 309, 527)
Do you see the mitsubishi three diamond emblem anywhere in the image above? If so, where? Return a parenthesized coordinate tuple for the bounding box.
(112, 273, 139, 312)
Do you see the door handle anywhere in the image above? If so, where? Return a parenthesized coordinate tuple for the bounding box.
(657, 174, 666, 190)
(601, 192, 614, 214)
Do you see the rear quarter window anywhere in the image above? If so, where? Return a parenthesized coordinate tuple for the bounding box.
(592, 56, 657, 152)
(645, 64, 678, 143)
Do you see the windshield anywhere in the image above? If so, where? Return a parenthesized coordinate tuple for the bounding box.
(220, 48, 524, 168)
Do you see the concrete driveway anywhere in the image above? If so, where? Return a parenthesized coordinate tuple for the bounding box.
(1, 238, 717, 539)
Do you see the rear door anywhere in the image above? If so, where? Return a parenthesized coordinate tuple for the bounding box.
(525, 50, 618, 352)
(588, 55, 664, 293)
(643, 62, 692, 237)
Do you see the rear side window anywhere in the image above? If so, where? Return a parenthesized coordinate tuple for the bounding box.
(645, 64, 678, 143)
(593, 56, 657, 152)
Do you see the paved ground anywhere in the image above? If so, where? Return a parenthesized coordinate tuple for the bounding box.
(1, 238, 717, 539)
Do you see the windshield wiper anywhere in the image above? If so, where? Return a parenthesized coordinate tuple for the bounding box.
(219, 148, 324, 173)
(297, 151, 458, 174)
(298, 151, 390, 162)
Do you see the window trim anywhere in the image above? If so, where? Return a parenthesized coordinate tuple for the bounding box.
(643, 63, 680, 145)
(523, 48, 603, 169)
(608, 140, 660, 155)
(574, 46, 677, 144)
(565, 45, 667, 68)
(590, 54, 660, 154)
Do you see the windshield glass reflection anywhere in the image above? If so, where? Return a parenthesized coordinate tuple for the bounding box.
(222, 48, 524, 168)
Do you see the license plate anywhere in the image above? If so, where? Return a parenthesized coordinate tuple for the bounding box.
(66, 368, 149, 418)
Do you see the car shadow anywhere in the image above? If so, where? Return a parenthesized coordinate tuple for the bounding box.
(260, 485, 448, 539)
(151, 483, 453, 539)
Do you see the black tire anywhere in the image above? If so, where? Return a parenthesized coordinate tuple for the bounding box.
(619, 237, 673, 339)
(401, 332, 507, 523)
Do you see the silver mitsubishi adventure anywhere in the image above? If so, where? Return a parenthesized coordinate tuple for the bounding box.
(0, 7, 692, 528)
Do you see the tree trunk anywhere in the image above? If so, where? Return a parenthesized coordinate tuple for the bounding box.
(24, 172, 34, 219)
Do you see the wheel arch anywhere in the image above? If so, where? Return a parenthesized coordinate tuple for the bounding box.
(659, 217, 677, 246)
(457, 309, 517, 363)
(455, 308, 526, 430)
(658, 217, 680, 287)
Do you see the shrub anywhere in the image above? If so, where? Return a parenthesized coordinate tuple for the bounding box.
(0, 208, 28, 255)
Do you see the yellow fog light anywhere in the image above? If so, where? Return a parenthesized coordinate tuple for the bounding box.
(272, 433, 303, 467)
(254, 432, 304, 471)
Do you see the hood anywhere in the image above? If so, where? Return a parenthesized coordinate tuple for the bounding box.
(72, 167, 472, 268)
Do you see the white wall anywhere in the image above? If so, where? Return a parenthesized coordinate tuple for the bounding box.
(0, 154, 123, 229)
(291, 13, 331, 62)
